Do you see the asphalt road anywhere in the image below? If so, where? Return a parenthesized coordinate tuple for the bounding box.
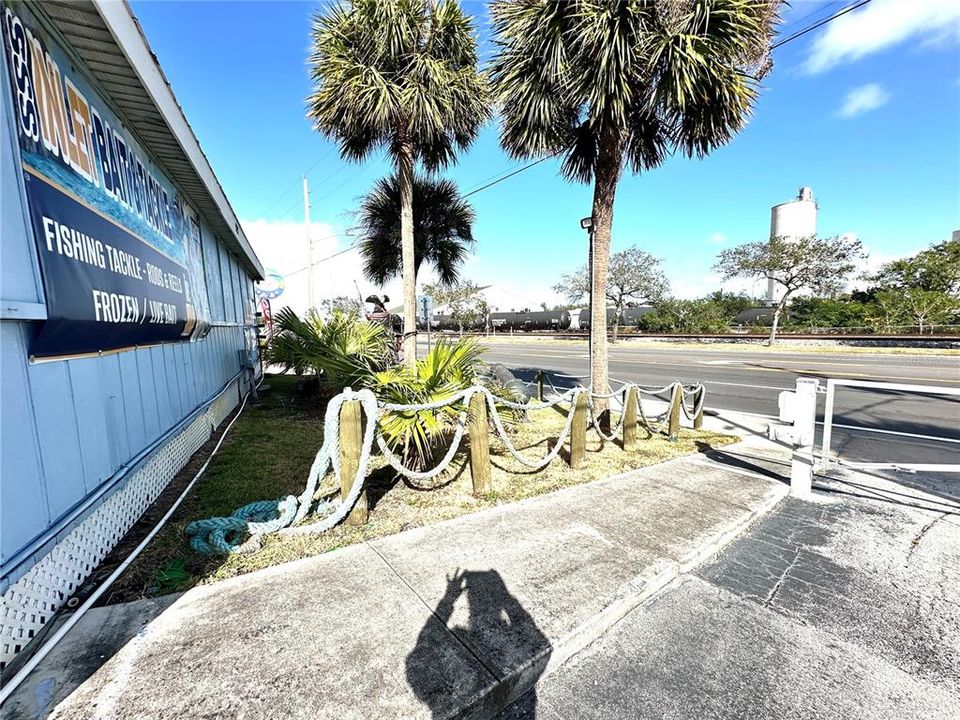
(445, 339, 960, 467)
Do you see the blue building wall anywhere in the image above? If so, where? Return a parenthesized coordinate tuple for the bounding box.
(0, 23, 258, 588)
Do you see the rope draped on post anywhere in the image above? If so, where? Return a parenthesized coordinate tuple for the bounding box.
(186, 379, 706, 554)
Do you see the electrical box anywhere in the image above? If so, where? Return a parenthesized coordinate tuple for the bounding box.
(778, 390, 797, 422)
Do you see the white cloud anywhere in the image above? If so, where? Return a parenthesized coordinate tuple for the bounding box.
(837, 83, 890, 118)
(708, 232, 727, 245)
(243, 218, 402, 317)
(805, 0, 960, 74)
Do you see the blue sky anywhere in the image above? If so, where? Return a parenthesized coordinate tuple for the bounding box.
(130, 0, 960, 311)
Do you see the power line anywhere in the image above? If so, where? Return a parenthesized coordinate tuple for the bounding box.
(264, 0, 868, 235)
(282, 240, 362, 277)
(772, 0, 872, 50)
(778, 0, 847, 36)
(463, 148, 566, 198)
(259, 146, 337, 216)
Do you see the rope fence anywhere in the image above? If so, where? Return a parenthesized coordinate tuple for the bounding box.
(186, 377, 705, 554)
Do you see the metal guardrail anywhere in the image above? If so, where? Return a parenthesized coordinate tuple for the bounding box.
(820, 378, 960, 474)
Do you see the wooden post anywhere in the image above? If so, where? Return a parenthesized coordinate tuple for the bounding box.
(693, 387, 704, 430)
(536, 370, 544, 402)
(569, 391, 587, 468)
(468, 392, 492, 495)
(622, 386, 638, 451)
(667, 384, 681, 440)
(339, 399, 368, 525)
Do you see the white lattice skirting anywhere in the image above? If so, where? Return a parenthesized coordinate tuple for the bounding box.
(0, 380, 240, 671)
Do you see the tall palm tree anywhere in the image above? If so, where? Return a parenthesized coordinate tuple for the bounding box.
(357, 174, 476, 287)
(490, 0, 780, 414)
(307, 0, 488, 369)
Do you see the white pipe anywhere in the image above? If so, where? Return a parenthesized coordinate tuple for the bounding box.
(0, 388, 255, 705)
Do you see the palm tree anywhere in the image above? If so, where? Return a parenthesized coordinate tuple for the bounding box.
(307, 0, 488, 369)
(357, 174, 476, 287)
(490, 0, 780, 415)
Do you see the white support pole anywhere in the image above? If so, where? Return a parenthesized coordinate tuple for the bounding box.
(790, 377, 819, 498)
(820, 378, 836, 466)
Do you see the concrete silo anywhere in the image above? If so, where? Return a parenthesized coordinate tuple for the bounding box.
(766, 187, 817, 304)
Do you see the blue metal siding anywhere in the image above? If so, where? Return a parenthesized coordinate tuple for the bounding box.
(24, 352, 87, 521)
(67, 357, 114, 495)
(0, 32, 259, 588)
(219, 245, 237, 323)
(0, 324, 48, 564)
(203, 230, 225, 322)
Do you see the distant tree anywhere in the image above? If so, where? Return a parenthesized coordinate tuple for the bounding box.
(705, 291, 756, 323)
(423, 280, 488, 334)
(357, 174, 476, 287)
(553, 246, 668, 342)
(639, 298, 726, 334)
(865, 290, 905, 334)
(904, 289, 958, 333)
(320, 295, 362, 317)
(714, 235, 865, 344)
(867, 238, 960, 296)
(784, 296, 871, 331)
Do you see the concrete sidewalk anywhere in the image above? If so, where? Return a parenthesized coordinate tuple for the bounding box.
(3, 429, 788, 720)
(500, 449, 960, 719)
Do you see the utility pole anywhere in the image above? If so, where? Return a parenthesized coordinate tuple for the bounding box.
(303, 175, 314, 311)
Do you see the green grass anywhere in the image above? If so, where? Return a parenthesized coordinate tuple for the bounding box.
(109, 375, 737, 602)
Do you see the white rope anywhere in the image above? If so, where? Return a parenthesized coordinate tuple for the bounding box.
(679, 384, 705, 421)
(483, 387, 582, 469)
(375, 411, 469, 480)
(280, 378, 704, 536)
(587, 384, 628, 441)
(636, 383, 676, 397)
(282, 387, 379, 535)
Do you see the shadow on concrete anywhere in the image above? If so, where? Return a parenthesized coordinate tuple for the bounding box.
(406, 569, 550, 719)
(694, 441, 790, 486)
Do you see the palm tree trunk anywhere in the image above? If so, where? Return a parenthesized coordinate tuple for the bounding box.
(398, 140, 417, 369)
(590, 131, 622, 428)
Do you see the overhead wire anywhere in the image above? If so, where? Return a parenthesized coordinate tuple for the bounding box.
(267, 0, 875, 277)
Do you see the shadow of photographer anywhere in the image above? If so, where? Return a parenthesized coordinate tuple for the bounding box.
(406, 569, 550, 719)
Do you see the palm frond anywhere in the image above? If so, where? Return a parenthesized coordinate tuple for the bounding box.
(356, 173, 476, 287)
(308, 0, 489, 169)
(370, 338, 485, 471)
(489, 0, 781, 178)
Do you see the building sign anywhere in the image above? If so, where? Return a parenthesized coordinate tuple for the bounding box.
(2, 4, 211, 357)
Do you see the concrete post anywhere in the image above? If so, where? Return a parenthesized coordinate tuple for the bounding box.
(789, 377, 819, 498)
(339, 398, 368, 525)
(693, 387, 704, 430)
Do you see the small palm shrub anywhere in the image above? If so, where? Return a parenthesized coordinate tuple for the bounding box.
(265, 307, 392, 393)
(372, 339, 485, 471)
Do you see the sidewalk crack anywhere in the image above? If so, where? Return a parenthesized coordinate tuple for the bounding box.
(764, 546, 802, 607)
(907, 511, 949, 562)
